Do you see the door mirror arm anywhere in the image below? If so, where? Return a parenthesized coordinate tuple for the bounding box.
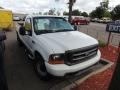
(71, 23, 77, 31)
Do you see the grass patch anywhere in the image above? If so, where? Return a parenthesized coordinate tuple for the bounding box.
(98, 40, 107, 47)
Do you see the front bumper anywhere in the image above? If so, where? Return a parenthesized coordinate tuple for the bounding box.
(45, 50, 101, 76)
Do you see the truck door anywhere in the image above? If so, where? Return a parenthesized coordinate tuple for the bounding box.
(24, 18, 33, 53)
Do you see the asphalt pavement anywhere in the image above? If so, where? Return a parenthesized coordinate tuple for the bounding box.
(79, 22, 120, 46)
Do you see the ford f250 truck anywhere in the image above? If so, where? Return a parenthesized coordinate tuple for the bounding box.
(16, 15, 101, 80)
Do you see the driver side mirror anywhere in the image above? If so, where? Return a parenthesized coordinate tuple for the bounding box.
(19, 26, 32, 36)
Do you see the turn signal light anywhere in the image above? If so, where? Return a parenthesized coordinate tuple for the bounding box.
(48, 59, 64, 64)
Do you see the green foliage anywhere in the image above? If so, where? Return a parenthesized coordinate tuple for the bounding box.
(95, 6, 105, 18)
(72, 9, 81, 16)
(89, 10, 96, 18)
(81, 12, 89, 17)
(90, 6, 111, 18)
(63, 11, 69, 15)
(48, 9, 55, 15)
(63, 9, 81, 16)
(90, 6, 105, 18)
(98, 40, 107, 47)
(103, 10, 111, 18)
(111, 5, 120, 20)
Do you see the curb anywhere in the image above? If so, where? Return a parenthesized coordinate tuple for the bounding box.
(62, 58, 114, 90)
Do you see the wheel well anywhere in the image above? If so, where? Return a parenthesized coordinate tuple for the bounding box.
(34, 51, 44, 61)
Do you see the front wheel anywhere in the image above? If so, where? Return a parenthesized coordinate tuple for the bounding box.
(34, 54, 51, 80)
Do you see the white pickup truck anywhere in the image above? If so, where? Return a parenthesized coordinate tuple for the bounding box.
(16, 15, 101, 80)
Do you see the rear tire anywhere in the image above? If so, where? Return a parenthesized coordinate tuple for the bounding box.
(34, 53, 51, 80)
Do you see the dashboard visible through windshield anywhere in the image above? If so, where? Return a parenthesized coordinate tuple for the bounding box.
(33, 17, 74, 35)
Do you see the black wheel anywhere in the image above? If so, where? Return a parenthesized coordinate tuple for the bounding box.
(17, 33, 23, 46)
(24, 49, 34, 63)
(34, 53, 51, 80)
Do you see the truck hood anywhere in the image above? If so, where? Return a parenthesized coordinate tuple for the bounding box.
(37, 31, 98, 53)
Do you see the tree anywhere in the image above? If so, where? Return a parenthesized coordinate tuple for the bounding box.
(72, 9, 80, 16)
(100, 0, 109, 10)
(0, 7, 3, 9)
(63, 11, 69, 15)
(39, 12, 42, 15)
(81, 12, 88, 17)
(95, 6, 105, 18)
(68, 0, 76, 23)
(90, 6, 104, 18)
(103, 10, 111, 18)
(111, 5, 120, 20)
(48, 9, 56, 15)
(90, 0, 110, 19)
(56, 11, 61, 16)
(89, 10, 97, 18)
(64, 10, 81, 16)
(43, 12, 48, 15)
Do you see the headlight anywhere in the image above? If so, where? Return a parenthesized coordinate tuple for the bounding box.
(48, 54, 65, 64)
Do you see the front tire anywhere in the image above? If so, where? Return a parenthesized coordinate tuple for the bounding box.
(34, 54, 51, 80)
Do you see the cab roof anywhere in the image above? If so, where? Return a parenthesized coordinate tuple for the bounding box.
(26, 15, 64, 18)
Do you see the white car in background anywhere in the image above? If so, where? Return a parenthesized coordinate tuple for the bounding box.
(13, 16, 20, 21)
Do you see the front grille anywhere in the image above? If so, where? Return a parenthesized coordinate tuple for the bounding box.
(65, 44, 98, 66)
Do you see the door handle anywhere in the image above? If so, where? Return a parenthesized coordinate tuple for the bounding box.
(32, 40, 35, 44)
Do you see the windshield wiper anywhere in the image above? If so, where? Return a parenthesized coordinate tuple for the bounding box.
(35, 30, 54, 35)
(35, 29, 74, 35)
(54, 29, 74, 32)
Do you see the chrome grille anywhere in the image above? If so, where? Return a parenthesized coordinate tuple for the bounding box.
(65, 45, 98, 66)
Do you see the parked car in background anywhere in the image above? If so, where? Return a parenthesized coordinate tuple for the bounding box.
(102, 17, 112, 23)
(13, 16, 20, 21)
(16, 15, 101, 80)
(72, 16, 90, 25)
(98, 17, 112, 23)
(0, 9, 13, 30)
(98, 19, 104, 23)
(91, 18, 99, 22)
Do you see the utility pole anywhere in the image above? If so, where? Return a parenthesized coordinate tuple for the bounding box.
(68, 0, 76, 23)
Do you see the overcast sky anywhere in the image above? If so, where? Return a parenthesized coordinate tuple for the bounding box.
(0, 0, 120, 14)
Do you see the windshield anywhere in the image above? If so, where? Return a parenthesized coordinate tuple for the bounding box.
(33, 17, 74, 35)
